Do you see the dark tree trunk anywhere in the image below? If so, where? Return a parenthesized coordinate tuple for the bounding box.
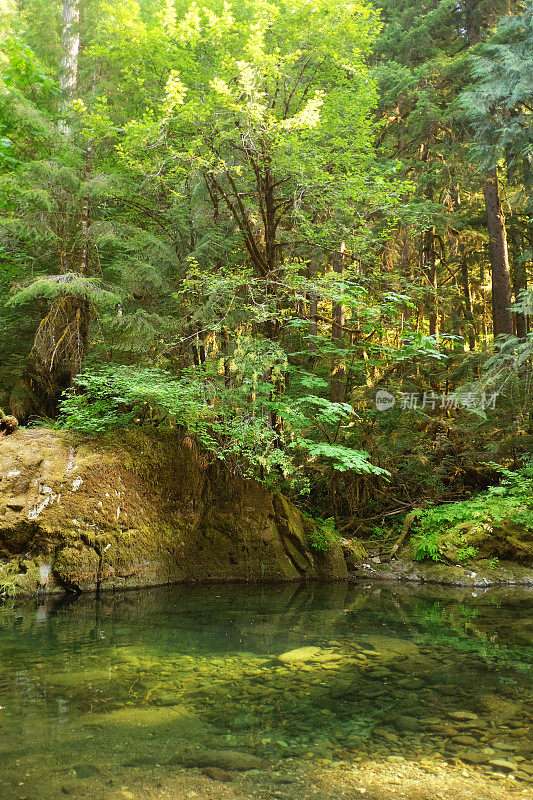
(463, 4, 513, 339)
(463, 0, 481, 45)
(513, 267, 528, 339)
(483, 171, 513, 337)
(79, 141, 93, 275)
(221, 327, 231, 389)
(308, 258, 318, 354)
(510, 229, 528, 338)
(330, 245, 346, 403)
(459, 255, 476, 350)
(423, 226, 438, 336)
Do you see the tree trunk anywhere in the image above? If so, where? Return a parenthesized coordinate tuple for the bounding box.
(59, 0, 80, 134)
(24, 0, 90, 417)
(423, 226, 438, 336)
(510, 228, 528, 338)
(459, 254, 476, 350)
(483, 171, 513, 337)
(308, 258, 318, 354)
(513, 265, 528, 339)
(79, 141, 93, 274)
(463, 4, 513, 339)
(330, 244, 346, 403)
(463, 0, 481, 45)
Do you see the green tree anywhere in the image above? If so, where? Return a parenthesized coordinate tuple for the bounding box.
(459, 2, 532, 337)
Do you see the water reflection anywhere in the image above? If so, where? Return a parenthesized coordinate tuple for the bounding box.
(0, 582, 532, 799)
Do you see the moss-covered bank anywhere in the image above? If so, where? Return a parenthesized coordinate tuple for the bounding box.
(0, 428, 346, 594)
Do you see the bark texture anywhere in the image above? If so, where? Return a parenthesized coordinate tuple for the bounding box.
(483, 171, 513, 337)
(330, 245, 346, 403)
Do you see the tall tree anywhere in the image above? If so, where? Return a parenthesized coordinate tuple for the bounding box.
(24, 0, 95, 414)
(482, 169, 514, 335)
(461, 0, 515, 337)
(113, 0, 384, 339)
(372, 0, 524, 342)
(460, 1, 533, 336)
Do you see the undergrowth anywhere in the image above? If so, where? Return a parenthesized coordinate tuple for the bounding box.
(412, 461, 533, 562)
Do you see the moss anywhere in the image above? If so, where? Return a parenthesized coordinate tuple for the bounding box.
(53, 547, 100, 591)
(342, 539, 368, 569)
(438, 519, 533, 562)
(0, 428, 347, 593)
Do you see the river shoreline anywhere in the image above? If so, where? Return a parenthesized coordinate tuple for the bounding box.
(347, 557, 533, 588)
(2, 561, 533, 600)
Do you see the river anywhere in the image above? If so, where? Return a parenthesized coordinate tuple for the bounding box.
(0, 582, 532, 799)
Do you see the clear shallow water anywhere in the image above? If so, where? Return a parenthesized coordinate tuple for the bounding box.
(0, 582, 532, 799)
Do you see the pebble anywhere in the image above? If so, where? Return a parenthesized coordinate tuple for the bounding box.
(74, 764, 99, 779)
(493, 741, 517, 751)
(372, 728, 399, 742)
(277, 647, 322, 663)
(397, 678, 424, 690)
(167, 748, 267, 771)
(453, 735, 479, 746)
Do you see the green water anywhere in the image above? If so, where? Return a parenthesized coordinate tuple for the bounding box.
(0, 582, 532, 799)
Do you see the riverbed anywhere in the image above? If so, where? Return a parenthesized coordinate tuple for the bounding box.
(0, 583, 532, 799)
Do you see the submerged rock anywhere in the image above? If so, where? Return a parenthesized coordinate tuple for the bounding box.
(449, 711, 479, 721)
(0, 429, 346, 593)
(458, 750, 486, 765)
(394, 715, 420, 732)
(167, 748, 268, 771)
(276, 646, 323, 664)
(358, 635, 420, 660)
(489, 758, 517, 773)
(73, 764, 99, 778)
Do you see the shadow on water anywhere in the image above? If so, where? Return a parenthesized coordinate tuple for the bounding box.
(0, 582, 532, 799)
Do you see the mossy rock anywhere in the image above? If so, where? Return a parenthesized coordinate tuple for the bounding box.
(0, 428, 346, 594)
(437, 519, 533, 563)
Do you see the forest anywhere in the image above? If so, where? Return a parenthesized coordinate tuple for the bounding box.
(0, 0, 532, 558)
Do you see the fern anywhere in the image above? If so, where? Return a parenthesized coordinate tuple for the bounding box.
(413, 461, 533, 562)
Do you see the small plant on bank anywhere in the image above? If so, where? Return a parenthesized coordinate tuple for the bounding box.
(0, 562, 18, 598)
(455, 545, 479, 562)
(308, 518, 340, 551)
(56, 363, 389, 497)
(412, 461, 533, 563)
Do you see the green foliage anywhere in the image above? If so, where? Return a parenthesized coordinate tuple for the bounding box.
(458, 2, 533, 184)
(303, 442, 390, 477)
(8, 274, 121, 310)
(0, 0, 530, 554)
(57, 351, 390, 491)
(308, 517, 340, 551)
(455, 545, 479, 562)
(0, 562, 18, 598)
